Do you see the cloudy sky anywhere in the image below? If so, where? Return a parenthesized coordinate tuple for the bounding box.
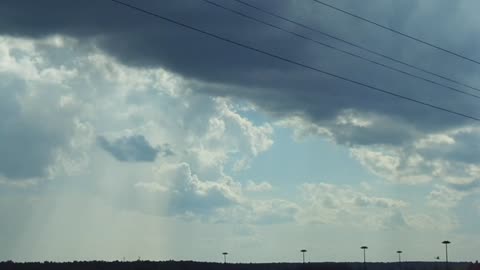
(1, 0, 480, 263)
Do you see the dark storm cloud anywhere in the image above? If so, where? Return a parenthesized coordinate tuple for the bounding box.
(97, 135, 169, 162)
(2, 0, 480, 146)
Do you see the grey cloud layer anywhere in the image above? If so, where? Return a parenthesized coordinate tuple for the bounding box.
(2, 0, 480, 199)
(0, 75, 76, 180)
(98, 135, 173, 162)
(2, 0, 480, 142)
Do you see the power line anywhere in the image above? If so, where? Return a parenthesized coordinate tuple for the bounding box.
(201, 0, 480, 100)
(232, 0, 480, 94)
(312, 0, 480, 66)
(109, 0, 480, 122)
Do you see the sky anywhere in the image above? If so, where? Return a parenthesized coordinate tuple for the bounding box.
(1, 0, 480, 263)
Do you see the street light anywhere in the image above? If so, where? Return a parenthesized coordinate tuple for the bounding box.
(397, 250, 402, 263)
(222, 252, 228, 264)
(301, 249, 307, 264)
(442, 241, 451, 270)
(361, 246, 368, 270)
(361, 246, 368, 263)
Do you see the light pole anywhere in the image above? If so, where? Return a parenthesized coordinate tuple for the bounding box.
(442, 241, 450, 270)
(361, 246, 368, 270)
(397, 250, 402, 263)
(301, 249, 307, 264)
(222, 252, 228, 264)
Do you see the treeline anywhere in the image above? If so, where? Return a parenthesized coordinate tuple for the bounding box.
(0, 260, 478, 270)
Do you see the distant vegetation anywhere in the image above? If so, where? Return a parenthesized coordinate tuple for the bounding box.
(0, 261, 479, 270)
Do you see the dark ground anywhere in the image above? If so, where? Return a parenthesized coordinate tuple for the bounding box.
(1, 261, 479, 270)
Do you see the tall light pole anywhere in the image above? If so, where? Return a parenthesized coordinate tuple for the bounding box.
(301, 249, 307, 264)
(361, 246, 368, 270)
(442, 241, 450, 270)
(222, 252, 228, 264)
(397, 250, 402, 270)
